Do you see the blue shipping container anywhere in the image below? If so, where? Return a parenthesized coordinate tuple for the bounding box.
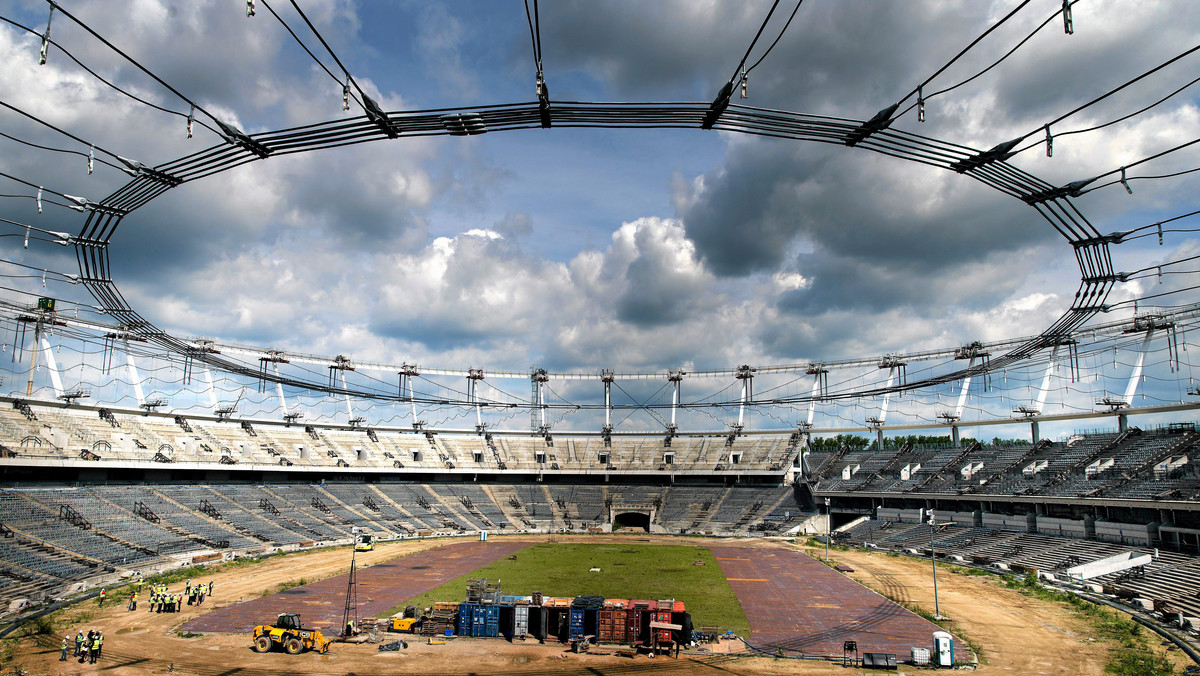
(485, 605, 500, 637)
(569, 608, 586, 641)
(458, 603, 477, 637)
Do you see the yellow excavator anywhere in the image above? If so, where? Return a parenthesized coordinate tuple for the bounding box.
(251, 613, 332, 654)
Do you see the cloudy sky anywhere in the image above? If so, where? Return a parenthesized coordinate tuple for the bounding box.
(1, 0, 1199, 425)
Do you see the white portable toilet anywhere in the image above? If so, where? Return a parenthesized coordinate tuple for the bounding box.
(479, 529, 488, 541)
(932, 631, 954, 667)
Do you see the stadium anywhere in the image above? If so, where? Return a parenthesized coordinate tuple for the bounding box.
(1, 1, 1199, 674)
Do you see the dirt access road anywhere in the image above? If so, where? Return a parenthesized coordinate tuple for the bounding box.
(7, 534, 1192, 675)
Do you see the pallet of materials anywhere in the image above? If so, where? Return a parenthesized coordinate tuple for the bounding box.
(420, 602, 460, 636)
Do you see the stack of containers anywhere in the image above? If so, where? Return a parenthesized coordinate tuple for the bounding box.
(628, 600, 655, 644)
(653, 599, 675, 647)
(598, 599, 628, 643)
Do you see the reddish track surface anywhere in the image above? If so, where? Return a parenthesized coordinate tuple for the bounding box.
(181, 540, 527, 634)
(711, 546, 969, 661)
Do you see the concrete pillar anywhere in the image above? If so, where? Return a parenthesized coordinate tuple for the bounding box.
(951, 426, 960, 447)
(875, 428, 884, 449)
(1118, 413, 1128, 432)
(1031, 421, 1040, 444)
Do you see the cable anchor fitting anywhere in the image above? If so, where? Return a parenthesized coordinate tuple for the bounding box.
(1157, 222, 1163, 245)
(186, 105, 194, 139)
(36, 187, 42, 214)
(246, 0, 256, 18)
(1119, 166, 1132, 194)
(1062, 0, 1074, 35)
(342, 77, 351, 111)
(38, 4, 54, 65)
(917, 86, 925, 123)
(87, 145, 94, 174)
(1044, 125, 1053, 157)
(739, 65, 748, 100)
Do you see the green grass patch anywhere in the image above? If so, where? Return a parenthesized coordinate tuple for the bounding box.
(390, 543, 750, 635)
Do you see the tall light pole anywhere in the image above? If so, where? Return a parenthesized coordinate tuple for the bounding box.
(929, 509, 941, 619)
(824, 497, 831, 562)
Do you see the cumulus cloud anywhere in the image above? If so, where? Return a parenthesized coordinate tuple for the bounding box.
(2, 0, 1198, 387)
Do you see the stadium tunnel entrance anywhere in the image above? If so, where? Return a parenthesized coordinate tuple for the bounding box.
(612, 511, 650, 532)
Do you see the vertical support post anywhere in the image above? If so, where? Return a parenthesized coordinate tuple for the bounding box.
(806, 371, 824, 427)
(531, 369, 549, 431)
(929, 509, 941, 619)
(25, 315, 41, 397)
(1122, 329, 1155, 404)
(1031, 420, 1040, 444)
(39, 337, 63, 399)
(1034, 345, 1061, 415)
(668, 370, 684, 429)
(468, 369, 485, 428)
(202, 367, 218, 409)
(340, 371, 353, 421)
(951, 425, 960, 447)
(735, 365, 755, 428)
(953, 357, 976, 420)
(601, 369, 614, 430)
(824, 497, 831, 562)
(401, 365, 419, 424)
(126, 348, 146, 408)
(273, 363, 288, 417)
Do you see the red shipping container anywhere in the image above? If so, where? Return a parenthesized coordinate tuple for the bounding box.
(654, 598, 676, 646)
(627, 600, 655, 645)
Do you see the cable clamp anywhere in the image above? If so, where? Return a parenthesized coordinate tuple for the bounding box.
(36, 187, 42, 214)
(1119, 166, 1132, 194)
(1157, 222, 1163, 245)
(187, 105, 194, 139)
(39, 4, 54, 65)
(342, 77, 351, 111)
(1044, 125, 1053, 157)
(1062, 0, 1074, 35)
(87, 145, 94, 174)
(246, 0, 256, 18)
(917, 86, 925, 123)
(739, 65, 748, 100)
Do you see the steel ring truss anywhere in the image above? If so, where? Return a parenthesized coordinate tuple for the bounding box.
(73, 100, 1114, 410)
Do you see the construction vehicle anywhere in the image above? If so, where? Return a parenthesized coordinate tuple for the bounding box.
(251, 613, 332, 654)
(390, 617, 421, 633)
(354, 531, 375, 552)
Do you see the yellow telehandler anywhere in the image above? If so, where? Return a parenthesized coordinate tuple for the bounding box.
(251, 613, 332, 655)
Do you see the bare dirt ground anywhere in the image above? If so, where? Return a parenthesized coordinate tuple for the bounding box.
(5, 534, 1193, 675)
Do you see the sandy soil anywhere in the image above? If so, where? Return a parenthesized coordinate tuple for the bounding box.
(5, 535, 1193, 675)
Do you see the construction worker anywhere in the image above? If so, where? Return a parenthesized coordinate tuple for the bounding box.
(89, 632, 100, 663)
(60, 635, 69, 661)
(96, 631, 104, 659)
(129, 589, 137, 611)
(98, 588, 106, 607)
(185, 579, 191, 596)
(74, 630, 83, 656)
(209, 580, 215, 597)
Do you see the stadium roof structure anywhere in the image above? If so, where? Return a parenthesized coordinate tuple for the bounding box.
(1, 2, 1199, 436)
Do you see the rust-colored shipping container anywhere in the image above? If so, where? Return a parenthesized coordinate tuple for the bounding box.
(598, 599, 629, 643)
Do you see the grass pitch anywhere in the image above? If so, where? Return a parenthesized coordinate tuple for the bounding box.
(390, 542, 750, 634)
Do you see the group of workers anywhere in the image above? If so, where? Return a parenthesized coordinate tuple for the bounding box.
(58, 577, 218, 664)
(136, 578, 214, 613)
(61, 629, 102, 664)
